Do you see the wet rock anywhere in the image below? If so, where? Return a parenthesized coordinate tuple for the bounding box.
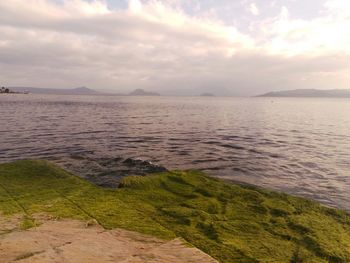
(54, 154, 168, 188)
(123, 158, 168, 173)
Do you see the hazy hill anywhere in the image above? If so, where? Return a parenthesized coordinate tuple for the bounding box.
(200, 93, 215, 97)
(258, 89, 350, 98)
(10, 86, 100, 95)
(8, 87, 162, 96)
(128, 89, 160, 96)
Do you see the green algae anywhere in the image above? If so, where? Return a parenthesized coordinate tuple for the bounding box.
(1, 159, 350, 262)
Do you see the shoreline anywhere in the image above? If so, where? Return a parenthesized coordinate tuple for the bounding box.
(3, 155, 346, 212)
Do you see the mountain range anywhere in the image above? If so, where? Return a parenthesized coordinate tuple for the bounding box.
(10, 87, 99, 95)
(9, 87, 160, 96)
(258, 89, 350, 98)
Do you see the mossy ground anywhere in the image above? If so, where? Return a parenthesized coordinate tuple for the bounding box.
(1, 160, 350, 262)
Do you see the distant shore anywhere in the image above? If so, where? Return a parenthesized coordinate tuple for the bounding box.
(0, 87, 28, 94)
(257, 88, 350, 98)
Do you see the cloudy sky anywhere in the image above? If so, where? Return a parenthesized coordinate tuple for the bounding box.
(0, 0, 349, 95)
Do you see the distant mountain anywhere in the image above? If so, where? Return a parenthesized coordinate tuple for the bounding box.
(10, 87, 100, 95)
(200, 93, 215, 97)
(258, 89, 350, 98)
(128, 89, 160, 96)
(8, 87, 161, 96)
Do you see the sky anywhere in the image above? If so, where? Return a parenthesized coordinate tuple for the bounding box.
(0, 0, 349, 96)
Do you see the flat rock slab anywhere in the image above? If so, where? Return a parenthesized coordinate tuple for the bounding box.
(0, 219, 217, 263)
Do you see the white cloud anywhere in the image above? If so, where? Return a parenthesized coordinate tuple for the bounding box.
(128, 0, 143, 13)
(0, 0, 349, 95)
(324, 0, 350, 17)
(64, 0, 110, 15)
(249, 3, 259, 16)
(256, 2, 350, 57)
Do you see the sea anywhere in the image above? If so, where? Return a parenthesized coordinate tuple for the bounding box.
(1, 94, 349, 211)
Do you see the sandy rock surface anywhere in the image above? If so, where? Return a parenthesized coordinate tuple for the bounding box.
(0, 218, 217, 263)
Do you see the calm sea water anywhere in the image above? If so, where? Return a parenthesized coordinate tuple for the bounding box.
(1, 94, 349, 210)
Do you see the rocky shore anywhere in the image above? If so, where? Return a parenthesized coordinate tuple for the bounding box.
(1, 159, 350, 262)
(53, 154, 168, 188)
(1, 218, 216, 263)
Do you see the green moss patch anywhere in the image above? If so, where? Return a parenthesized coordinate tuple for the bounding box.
(1, 160, 350, 262)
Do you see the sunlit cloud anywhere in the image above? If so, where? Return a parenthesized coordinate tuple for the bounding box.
(0, 0, 349, 95)
(64, 0, 111, 15)
(258, 2, 350, 57)
(249, 3, 260, 16)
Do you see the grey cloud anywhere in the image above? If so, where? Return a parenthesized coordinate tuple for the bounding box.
(0, 0, 349, 95)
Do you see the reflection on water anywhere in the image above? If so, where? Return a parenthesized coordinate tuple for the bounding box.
(1, 94, 350, 210)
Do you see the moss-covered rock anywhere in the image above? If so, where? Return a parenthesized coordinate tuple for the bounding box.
(1, 160, 350, 262)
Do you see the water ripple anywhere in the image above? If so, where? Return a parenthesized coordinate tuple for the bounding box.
(1, 95, 350, 211)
